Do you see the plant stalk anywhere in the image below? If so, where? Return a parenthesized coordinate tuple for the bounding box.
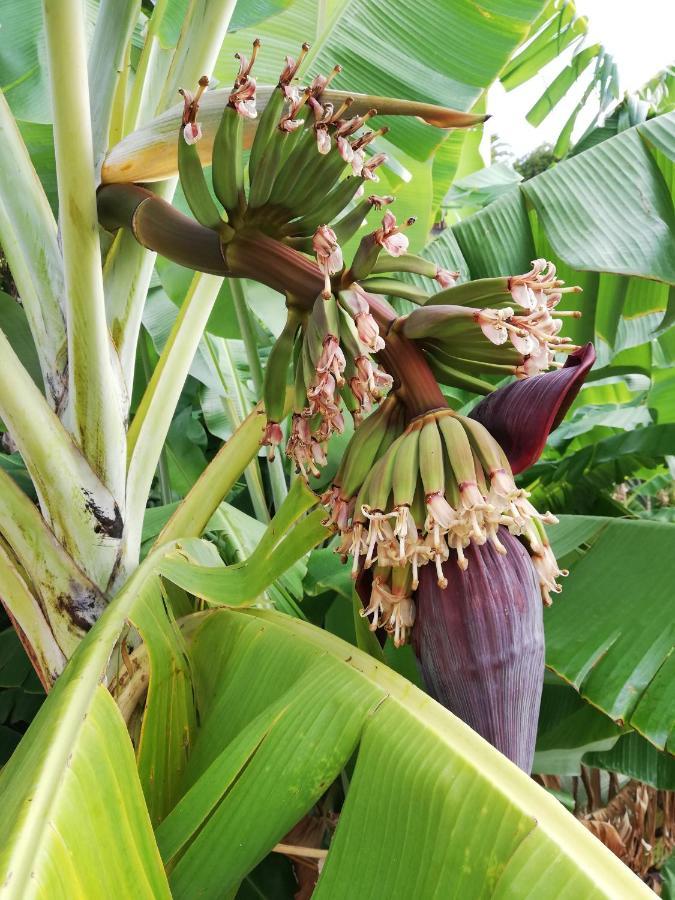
(87, 0, 140, 171)
(202, 333, 270, 523)
(0, 93, 67, 409)
(0, 326, 122, 589)
(124, 273, 223, 572)
(0, 466, 105, 656)
(0, 540, 66, 690)
(43, 0, 127, 502)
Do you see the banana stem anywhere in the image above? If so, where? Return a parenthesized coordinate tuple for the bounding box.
(124, 0, 170, 131)
(378, 330, 448, 418)
(124, 272, 223, 574)
(0, 540, 66, 689)
(159, 0, 238, 112)
(0, 327, 122, 590)
(139, 330, 173, 505)
(0, 465, 105, 658)
(98, 183, 228, 274)
(87, 0, 140, 169)
(230, 279, 265, 394)
(43, 0, 126, 503)
(0, 93, 67, 410)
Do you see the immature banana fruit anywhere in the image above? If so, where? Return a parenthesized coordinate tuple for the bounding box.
(262, 309, 301, 454)
(212, 106, 244, 218)
(323, 407, 562, 603)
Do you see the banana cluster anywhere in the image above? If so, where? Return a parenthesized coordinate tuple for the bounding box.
(177, 43, 392, 245)
(262, 287, 394, 475)
(394, 259, 582, 393)
(322, 405, 566, 641)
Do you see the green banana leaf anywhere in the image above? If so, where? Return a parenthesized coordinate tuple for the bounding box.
(500, 1, 620, 159)
(0, 478, 329, 895)
(534, 676, 625, 776)
(585, 731, 675, 791)
(0, 567, 172, 899)
(524, 424, 675, 512)
(546, 515, 675, 754)
(156, 605, 650, 898)
(424, 113, 675, 372)
(215, 0, 546, 163)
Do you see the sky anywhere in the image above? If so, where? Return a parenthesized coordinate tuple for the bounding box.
(484, 0, 675, 158)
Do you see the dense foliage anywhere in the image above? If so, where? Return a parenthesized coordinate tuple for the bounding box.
(0, 0, 673, 897)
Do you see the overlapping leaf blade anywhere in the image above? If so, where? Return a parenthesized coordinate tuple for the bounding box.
(0, 571, 172, 899)
(216, 0, 546, 161)
(546, 516, 675, 753)
(426, 113, 675, 377)
(159, 607, 650, 898)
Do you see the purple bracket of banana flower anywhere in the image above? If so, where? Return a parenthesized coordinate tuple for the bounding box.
(412, 529, 544, 772)
(469, 343, 596, 474)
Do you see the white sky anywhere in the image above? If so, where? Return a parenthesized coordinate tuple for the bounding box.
(484, 0, 675, 158)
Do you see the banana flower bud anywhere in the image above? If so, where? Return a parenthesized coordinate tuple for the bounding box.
(412, 530, 545, 772)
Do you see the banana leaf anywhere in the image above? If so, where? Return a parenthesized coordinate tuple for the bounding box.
(546, 515, 675, 754)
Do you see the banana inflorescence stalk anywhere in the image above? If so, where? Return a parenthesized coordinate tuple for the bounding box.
(96, 39, 592, 771)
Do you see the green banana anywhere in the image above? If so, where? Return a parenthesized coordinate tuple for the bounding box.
(248, 84, 286, 181)
(418, 416, 445, 496)
(267, 121, 314, 205)
(337, 307, 362, 358)
(392, 425, 420, 508)
(212, 106, 244, 218)
(371, 253, 438, 279)
(424, 354, 494, 395)
(305, 303, 330, 368)
(323, 293, 341, 339)
(335, 396, 397, 497)
(410, 482, 426, 526)
(339, 379, 361, 417)
(391, 564, 413, 594)
(457, 415, 508, 477)
(301, 329, 317, 389)
(292, 335, 308, 412)
(359, 278, 429, 305)
(426, 339, 522, 366)
(433, 354, 517, 377)
(436, 414, 478, 488)
(363, 433, 406, 512)
(263, 310, 300, 423)
(401, 305, 476, 340)
(177, 131, 223, 230)
(332, 197, 374, 245)
(286, 144, 348, 214)
(347, 233, 382, 283)
(425, 277, 512, 308)
(248, 128, 288, 210)
(473, 450, 490, 495)
(310, 291, 340, 339)
(284, 176, 365, 237)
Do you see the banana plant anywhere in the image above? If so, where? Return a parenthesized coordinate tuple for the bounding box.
(0, 0, 672, 895)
